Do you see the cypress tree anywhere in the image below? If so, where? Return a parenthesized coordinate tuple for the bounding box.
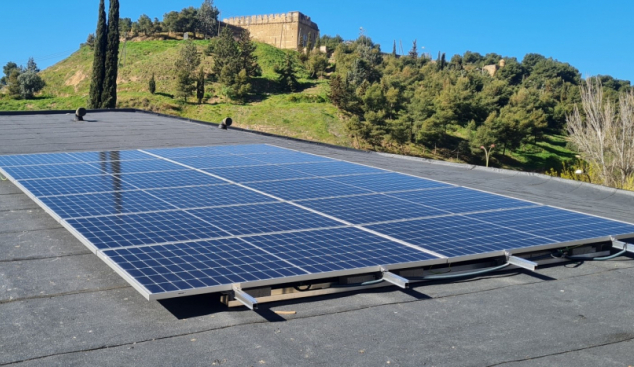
(101, 0, 120, 108)
(196, 68, 205, 104)
(392, 40, 397, 57)
(148, 73, 156, 94)
(88, 0, 107, 109)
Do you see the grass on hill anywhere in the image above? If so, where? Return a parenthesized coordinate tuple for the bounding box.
(0, 40, 348, 146)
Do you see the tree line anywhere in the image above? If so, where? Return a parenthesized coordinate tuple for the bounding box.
(327, 36, 632, 167)
(118, 0, 218, 39)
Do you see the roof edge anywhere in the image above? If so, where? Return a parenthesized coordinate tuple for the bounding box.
(3, 108, 632, 199)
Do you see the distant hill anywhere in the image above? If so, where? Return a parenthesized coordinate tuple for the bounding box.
(0, 40, 347, 146)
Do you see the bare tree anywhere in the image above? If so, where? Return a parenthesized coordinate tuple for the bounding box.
(567, 78, 634, 189)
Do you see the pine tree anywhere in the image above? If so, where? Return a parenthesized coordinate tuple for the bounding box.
(101, 0, 120, 109)
(237, 30, 261, 77)
(88, 0, 107, 109)
(26, 58, 39, 73)
(196, 68, 205, 104)
(148, 73, 156, 94)
(408, 40, 418, 59)
(274, 53, 299, 92)
(198, 0, 219, 39)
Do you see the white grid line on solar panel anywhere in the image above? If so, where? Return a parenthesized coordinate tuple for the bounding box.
(464, 206, 634, 243)
(292, 187, 454, 203)
(170, 155, 274, 169)
(144, 144, 292, 158)
(278, 161, 387, 177)
(244, 152, 335, 164)
(39, 190, 180, 219)
(365, 216, 554, 258)
(96, 224, 353, 252)
(102, 238, 309, 294)
(1, 163, 106, 179)
(142, 184, 279, 209)
(89, 159, 187, 174)
(67, 150, 169, 162)
(244, 177, 376, 201)
(113, 170, 227, 190)
(241, 227, 440, 275)
(18, 175, 139, 197)
(66, 210, 233, 249)
(325, 172, 453, 193)
(52, 196, 317, 221)
(268, 144, 460, 189)
(0, 152, 83, 167)
(187, 202, 343, 236)
(203, 165, 319, 183)
(297, 193, 451, 225)
(386, 186, 537, 214)
(204, 167, 390, 185)
(140, 149, 447, 259)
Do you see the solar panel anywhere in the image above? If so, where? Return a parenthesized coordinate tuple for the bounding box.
(246, 177, 374, 201)
(2, 143, 634, 302)
(388, 186, 536, 214)
(366, 214, 551, 257)
(298, 194, 449, 224)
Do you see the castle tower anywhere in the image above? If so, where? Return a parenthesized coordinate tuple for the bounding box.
(223, 11, 320, 50)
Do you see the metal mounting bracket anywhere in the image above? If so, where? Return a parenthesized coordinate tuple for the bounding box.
(611, 237, 634, 254)
(506, 253, 538, 272)
(380, 267, 410, 289)
(232, 285, 258, 310)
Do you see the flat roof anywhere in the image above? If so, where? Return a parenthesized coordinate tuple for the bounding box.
(1, 110, 634, 366)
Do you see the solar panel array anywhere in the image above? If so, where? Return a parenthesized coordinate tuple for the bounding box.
(2, 144, 634, 300)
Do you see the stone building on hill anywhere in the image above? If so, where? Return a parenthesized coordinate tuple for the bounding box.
(223, 11, 319, 50)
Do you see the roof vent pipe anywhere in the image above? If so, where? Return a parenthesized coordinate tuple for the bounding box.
(75, 108, 87, 121)
(219, 117, 233, 130)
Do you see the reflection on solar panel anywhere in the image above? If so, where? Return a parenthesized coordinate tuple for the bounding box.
(2, 144, 634, 301)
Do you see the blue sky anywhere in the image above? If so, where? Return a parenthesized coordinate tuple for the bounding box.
(1, 0, 632, 82)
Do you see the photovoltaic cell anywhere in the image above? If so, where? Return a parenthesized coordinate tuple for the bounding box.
(245, 177, 373, 201)
(92, 159, 186, 174)
(20, 175, 137, 196)
(115, 170, 226, 189)
(0, 152, 82, 167)
(171, 155, 266, 169)
(150, 184, 277, 209)
(283, 161, 385, 177)
(243, 227, 439, 274)
(465, 206, 634, 244)
(143, 146, 236, 159)
(68, 150, 156, 162)
(67, 210, 231, 249)
(299, 194, 448, 224)
(102, 238, 308, 293)
(204, 165, 313, 183)
(3, 163, 104, 179)
(329, 172, 452, 193)
(248, 152, 334, 164)
(389, 187, 535, 214)
(366, 215, 551, 258)
(40, 190, 177, 219)
(188, 202, 342, 236)
(207, 144, 290, 155)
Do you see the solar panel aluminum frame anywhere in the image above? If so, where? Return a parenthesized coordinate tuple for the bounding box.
(97, 249, 448, 301)
(3, 145, 634, 303)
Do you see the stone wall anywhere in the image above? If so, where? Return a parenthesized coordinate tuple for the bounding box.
(224, 11, 320, 50)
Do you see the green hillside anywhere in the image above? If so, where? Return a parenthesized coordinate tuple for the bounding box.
(0, 40, 348, 146)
